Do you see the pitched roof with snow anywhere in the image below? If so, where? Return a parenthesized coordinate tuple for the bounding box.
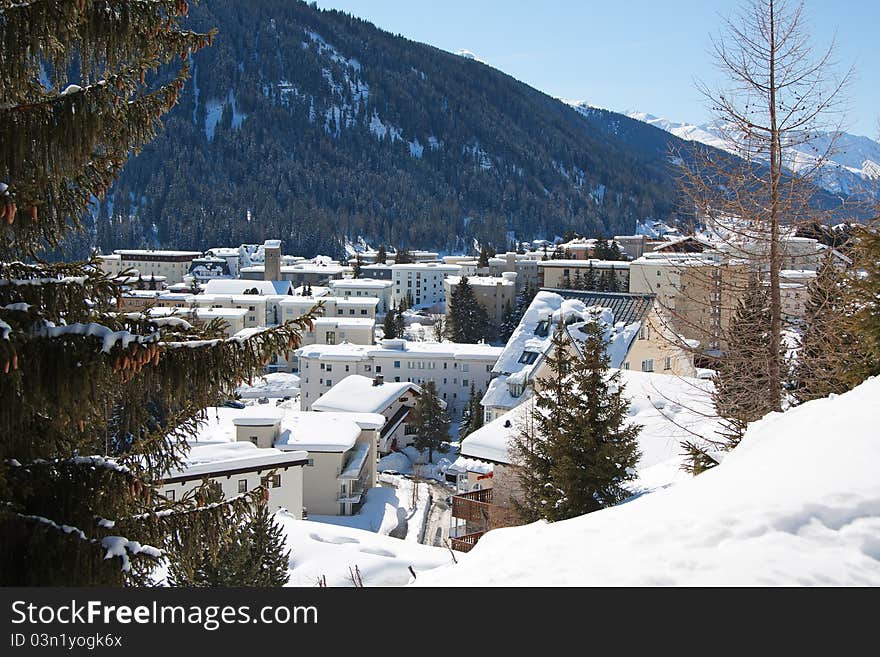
(311, 375, 422, 414)
(482, 290, 651, 410)
(202, 279, 282, 295)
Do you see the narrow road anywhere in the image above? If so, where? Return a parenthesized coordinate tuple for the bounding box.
(422, 480, 454, 547)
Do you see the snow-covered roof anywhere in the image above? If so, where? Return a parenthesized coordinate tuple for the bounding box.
(417, 375, 880, 587)
(236, 372, 301, 399)
(483, 290, 648, 409)
(115, 249, 202, 258)
(146, 307, 248, 319)
(312, 317, 375, 328)
(163, 441, 307, 482)
(537, 259, 631, 269)
(202, 279, 282, 295)
(446, 275, 515, 287)
(329, 278, 393, 289)
(312, 375, 421, 414)
(297, 339, 503, 362)
(471, 369, 721, 470)
(447, 456, 494, 475)
(275, 411, 385, 452)
(339, 442, 371, 480)
(389, 263, 461, 272)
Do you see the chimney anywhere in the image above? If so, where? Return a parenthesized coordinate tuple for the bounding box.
(373, 374, 384, 386)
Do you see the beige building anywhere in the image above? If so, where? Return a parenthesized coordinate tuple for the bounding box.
(537, 259, 630, 291)
(444, 274, 517, 326)
(487, 252, 540, 291)
(482, 289, 695, 422)
(145, 306, 249, 336)
(629, 253, 750, 353)
(108, 250, 202, 285)
(232, 408, 386, 517)
(780, 270, 816, 322)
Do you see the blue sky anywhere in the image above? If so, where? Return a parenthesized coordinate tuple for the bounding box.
(314, 0, 879, 138)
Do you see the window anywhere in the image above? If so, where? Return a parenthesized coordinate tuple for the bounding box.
(320, 363, 325, 371)
(326, 331, 336, 345)
(535, 320, 550, 337)
(623, 362, 630, 370)
(271, 474, 281, 488)
(375, 365, 381, 373)
(664, 356, 672, 371)
(509, 382, 524, 397)
(462, 379, 469, 386)
(641, 359, 654, 373)
(249, 436, 258, 445)
(326, 379, 332, 387)
(518, 350, 539, 365)
(462, 364, 470, 372)
(394, 361, 400, 368)
(405, 424, 418, 435)
(345, 365, 350, 372)
(167, 489, 175, 501)
(639, 326, 648, 340)
(486, 364, 492, 372)
(307, 458, 314, 467)
(325, 364, 332, 372)
(394, 376, 400, 382)
(238, 479, 248, 493)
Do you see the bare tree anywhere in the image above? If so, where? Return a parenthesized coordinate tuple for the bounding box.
(674, 0, 851, 414)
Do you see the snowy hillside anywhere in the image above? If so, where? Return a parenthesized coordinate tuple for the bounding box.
(415, 377, 880, 586)
(624, 109, 880, 197)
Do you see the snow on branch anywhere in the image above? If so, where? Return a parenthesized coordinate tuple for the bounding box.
(7, 455, 131, 474)
(32, 321, 160, 353)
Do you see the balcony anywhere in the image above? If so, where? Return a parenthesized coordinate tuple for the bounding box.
(451, 488, 494, 523)
(450, 531, 486, 553)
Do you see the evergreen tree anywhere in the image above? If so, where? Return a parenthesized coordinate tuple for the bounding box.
(510, 320, 640, 522)
(247, 503, 291, 587)
(605, 266, 620, 293)
(854, 224, 880, 376)
(445, 276, 491, 343)
(792, 254, 873, 402)
(477, 245, 490, 268)
(711, 274, 778, 450)
(571, 269, 584, 290)
(168, 498, 290, 587)
(606, 239, 625, 261)
(459, 383, 475, 438)
(352, 253, 363, 279)
(584, 262, 597, 291)
(383, 309, 400, 339)
(0, 1, 311, 585)
(394, 305, 406, 338)
(409, 381, 450, 462)
(394, 247, 414, 264)
(376, 244, 387, 265)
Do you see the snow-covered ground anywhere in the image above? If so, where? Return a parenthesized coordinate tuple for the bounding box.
(415, 376, 880, 586)
(236, 372, 300, 399)
(277, 511, 454, 587)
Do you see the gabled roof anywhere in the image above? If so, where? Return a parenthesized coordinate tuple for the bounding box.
(312, 375, 422, 414)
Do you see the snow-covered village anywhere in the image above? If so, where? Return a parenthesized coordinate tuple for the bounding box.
(2, 0, 879, 603)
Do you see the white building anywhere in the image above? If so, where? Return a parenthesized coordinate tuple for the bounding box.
(296, 338, 502, 420)
(328, 278, 395, 313)
(311, 374, 424, 453)
(391, 263, 461, 308)
(157, 441, 308, 516)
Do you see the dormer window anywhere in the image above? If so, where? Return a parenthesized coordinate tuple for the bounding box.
(509, 382, 525, 397)
(518, 351, 539, 365)
(535, 320, 549, 337)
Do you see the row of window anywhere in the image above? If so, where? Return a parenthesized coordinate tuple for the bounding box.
(621, 357, 672, 372)
(164, 474, 282, 501)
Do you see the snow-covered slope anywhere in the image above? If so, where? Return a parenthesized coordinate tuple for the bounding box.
(416, 377, 880, 586)
(623, 109, 880, 196)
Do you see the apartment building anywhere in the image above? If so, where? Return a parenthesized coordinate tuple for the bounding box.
(444, 274, 517, 326)
(328, 278, 394, 313)
(487, 252, 540, 291)
(537, 259, 630, 291)
(110, 250, 203, 285)
(391, 263, 461, 308)
(629, 253, 750, 353)
(296, 338, 503, 420)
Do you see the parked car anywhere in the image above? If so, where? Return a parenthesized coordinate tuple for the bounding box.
(380, 469, 401, 476)
(257, 397, 270, 404)
(222, 399, 246, 409)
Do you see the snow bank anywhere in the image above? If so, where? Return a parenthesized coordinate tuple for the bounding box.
(277, 511, 452, 586)
(416, 377, 880, 586)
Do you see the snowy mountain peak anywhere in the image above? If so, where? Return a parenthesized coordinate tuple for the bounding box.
(625, 109, 880, 197)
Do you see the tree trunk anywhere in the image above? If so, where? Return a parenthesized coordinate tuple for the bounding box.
(767, 0, 783, 412)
